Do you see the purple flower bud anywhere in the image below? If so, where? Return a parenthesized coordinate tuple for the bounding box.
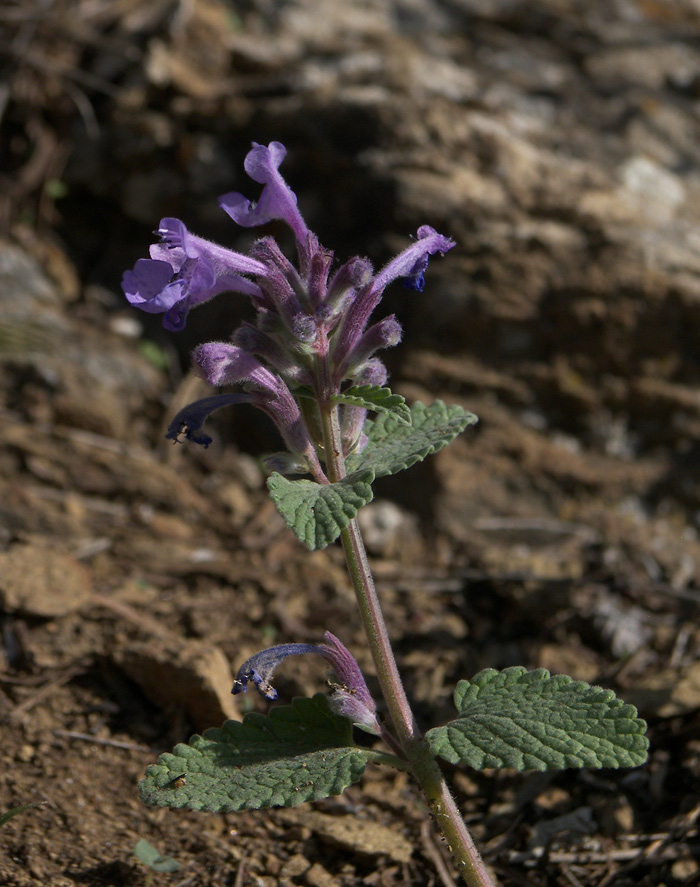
(318, 633, 381, 735)
(219, 142, 309, 247)
(193, 342, 279, 390)
(249, 237, 305, 324)
(261, 452, 312, 475)
(232, 323, 312, 384)
(307, 243, 333, 308)
(335, 315, 402, 381)
(340, 405, 369, 455)
(352, 358, 389, 387)
(292, 314, 318, 344)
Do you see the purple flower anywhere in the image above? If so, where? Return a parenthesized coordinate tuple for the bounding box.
(232, 643, 318, 700)
(123, 140, 456, 472)
(194, 343, 321, 469)
(232, 633, 380, 735)
(219, 142, 309, 248)
(330, 226, 455, 377)
(122, 218, 267, 331)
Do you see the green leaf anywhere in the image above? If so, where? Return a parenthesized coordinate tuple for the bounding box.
(332, 385, 411, 425)
(139, 695, 381, 812)
(267, 401, 476, 550)
(267, 468, 375, 550)
(134, 838, 181, 873)
(426, 667, 649, 771)
(0, 801, 46, 827)
(346, 400, 478, 479)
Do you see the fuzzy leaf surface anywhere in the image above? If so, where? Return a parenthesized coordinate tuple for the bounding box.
(139, 695, 380, 811)
(267, 468, 374, 549)
(426, 667, 649, 771)
(346, 400, 478, 479)
(332, 385, 411, 425)
(134, 839, 180, 873)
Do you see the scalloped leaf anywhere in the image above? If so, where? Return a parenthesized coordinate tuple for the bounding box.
(332, 385, 411, 425)
(346, 400, 478, 479)
(267, 468, 375, 550)
(426, 667, 649, 771)
(139, 695, 381, 812)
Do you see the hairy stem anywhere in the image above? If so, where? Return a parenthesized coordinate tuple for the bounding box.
(318, 399, 496, 887)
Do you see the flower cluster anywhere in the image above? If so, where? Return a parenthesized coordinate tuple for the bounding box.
(122, 141, 454, 480)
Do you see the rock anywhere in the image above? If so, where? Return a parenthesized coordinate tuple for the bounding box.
(114, 638, 238, 731)
(0, 545, 91, 617)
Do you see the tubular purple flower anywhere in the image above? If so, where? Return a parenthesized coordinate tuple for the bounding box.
(231, 633, 380, 734)
(219, 141, 309, 247)
(317, 632, 381, 735)
(331, 226, 455, 371)
(232, 643, 318, 700)
(165, 393, 254, 448)
(122, 218, 268, 331)
(250, 237, 306, 325)
(192, 343, 324, 478)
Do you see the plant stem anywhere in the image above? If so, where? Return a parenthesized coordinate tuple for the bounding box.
(319, 401, 496, 887)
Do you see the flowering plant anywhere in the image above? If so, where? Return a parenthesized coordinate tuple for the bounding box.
(127, 142, 648, 886)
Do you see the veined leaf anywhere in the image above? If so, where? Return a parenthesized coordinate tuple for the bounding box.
(268, 469, 374, 550)
(332, 385, 411, 425)
(346, 400, 477, 479)
(267, 401, 477, 550)
(139, 695, 382, 812)
(426, 667, 649, 771)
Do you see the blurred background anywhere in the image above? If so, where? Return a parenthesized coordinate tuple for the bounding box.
(1, 1, 699, 885)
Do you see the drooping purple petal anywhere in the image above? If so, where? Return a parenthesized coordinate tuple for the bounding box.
(122, 259, 186, 313)
(232, 643, 319, 700)
(165, 394, 255, 447)
(219, 141, 309, 245)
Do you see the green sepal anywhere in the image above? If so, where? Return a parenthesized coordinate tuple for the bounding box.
(332, 385, 411, 425)
(426, 667, 649, 771)
(139, 695, 382, 812)
(267, 468, 374, 550)
(346, 400, 478, 479)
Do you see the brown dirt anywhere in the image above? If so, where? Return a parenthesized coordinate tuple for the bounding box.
(1, 2, 699, 885)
